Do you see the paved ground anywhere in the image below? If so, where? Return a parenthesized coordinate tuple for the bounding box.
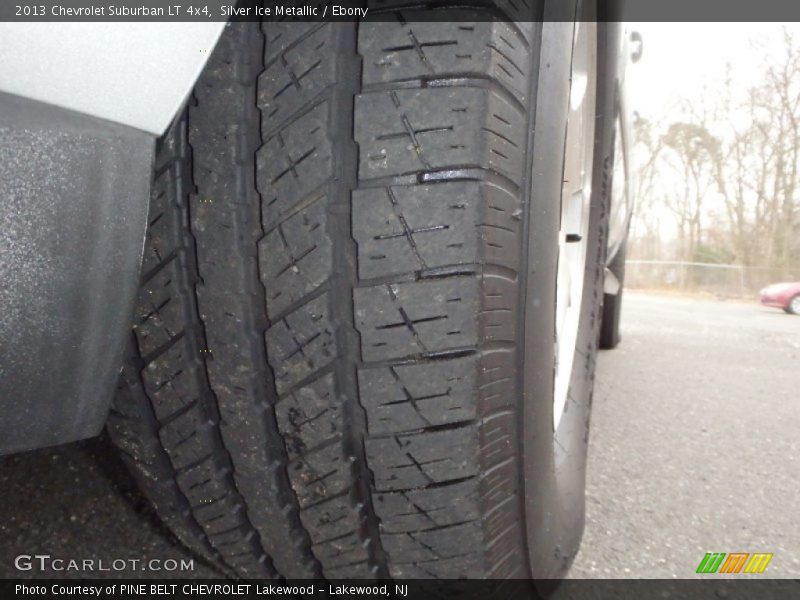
(570, 292, 800, 579)
(0, 292, 798, 580)
(0, 434, 219, 579)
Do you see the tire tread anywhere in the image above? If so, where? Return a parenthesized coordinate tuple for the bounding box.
(111, 13, 543, 580)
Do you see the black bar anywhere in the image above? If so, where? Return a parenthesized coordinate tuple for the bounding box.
(4, 0, 800, 22)
(3, 579, 800, 600)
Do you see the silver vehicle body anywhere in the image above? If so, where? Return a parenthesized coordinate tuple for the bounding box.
(0, 22, 226, 453)
(0, 22, 226, 134)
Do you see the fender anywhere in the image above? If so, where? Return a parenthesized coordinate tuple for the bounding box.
(0, 93, 153, 454)
(0, 22, 226, 134)
(0, 23, 225, 453)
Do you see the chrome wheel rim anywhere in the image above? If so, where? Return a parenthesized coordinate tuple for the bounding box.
(553, 22, 597, 431)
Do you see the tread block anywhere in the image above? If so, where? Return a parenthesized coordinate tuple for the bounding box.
(259, 24, 338, 133)
(314, 530, 370, 569)
(193, 497, 246, 535)
(300, 498, 357, 542)
(373, 479, 480, 534)
(259, 194, 332, 319)
(387, 551, 485, 579)
(142, 173, 181, 274)
(361, 18, 531, 103)
(157, 403, 215, 471)
(261, 22, 319, 66)
(288, 441, 350, 508)
(257, 102, 333, 228)
(109, 379, 163, 467)
(352, 181, 522, 279)
(176, 456, 230, 505)
(275, 374, 374, 577)
(133, 260, 184, 357)
(355, 87, 525, 181)
(381, 521, 484, 565)
(359, 356, 478, 435)
(276, 373, 341, 461)
(141, 342, 206, 424)
(265, 293, 337, 394)
(354, 278, 479, 362)
(299, 504, 372, 578)
(365, 427, 479, 491)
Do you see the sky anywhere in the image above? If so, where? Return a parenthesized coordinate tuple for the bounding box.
(627, 23, 800, 124)
(624, 23, 800, 245)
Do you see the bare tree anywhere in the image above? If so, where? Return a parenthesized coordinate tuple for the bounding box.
(628, 115, 664, 259)
(718, 28, 800, 269)
(659, 122, 722, 261)
(633, 27, 800, 274)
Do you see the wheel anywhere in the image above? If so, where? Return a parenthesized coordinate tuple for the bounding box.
(108, 7, 618, 581)
(787, 294, 800, 315)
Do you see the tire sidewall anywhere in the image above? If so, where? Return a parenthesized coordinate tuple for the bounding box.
(522, 16, 620, 581)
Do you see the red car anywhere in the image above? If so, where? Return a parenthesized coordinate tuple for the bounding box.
(760, 282, 800, 314)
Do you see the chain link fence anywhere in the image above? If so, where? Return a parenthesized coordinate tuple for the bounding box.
(625, 260, 800, 298)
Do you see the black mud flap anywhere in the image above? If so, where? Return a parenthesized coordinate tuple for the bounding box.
(0, 92, 152, 455)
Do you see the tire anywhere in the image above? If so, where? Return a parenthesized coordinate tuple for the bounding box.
(108, 9, 617, 581)
(786, 294, 800, 315)
(599, 237, 627, 349)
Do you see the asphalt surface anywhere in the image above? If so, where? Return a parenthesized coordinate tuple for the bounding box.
(1, 292, 798, 581)
(570, 292, 800, 579)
